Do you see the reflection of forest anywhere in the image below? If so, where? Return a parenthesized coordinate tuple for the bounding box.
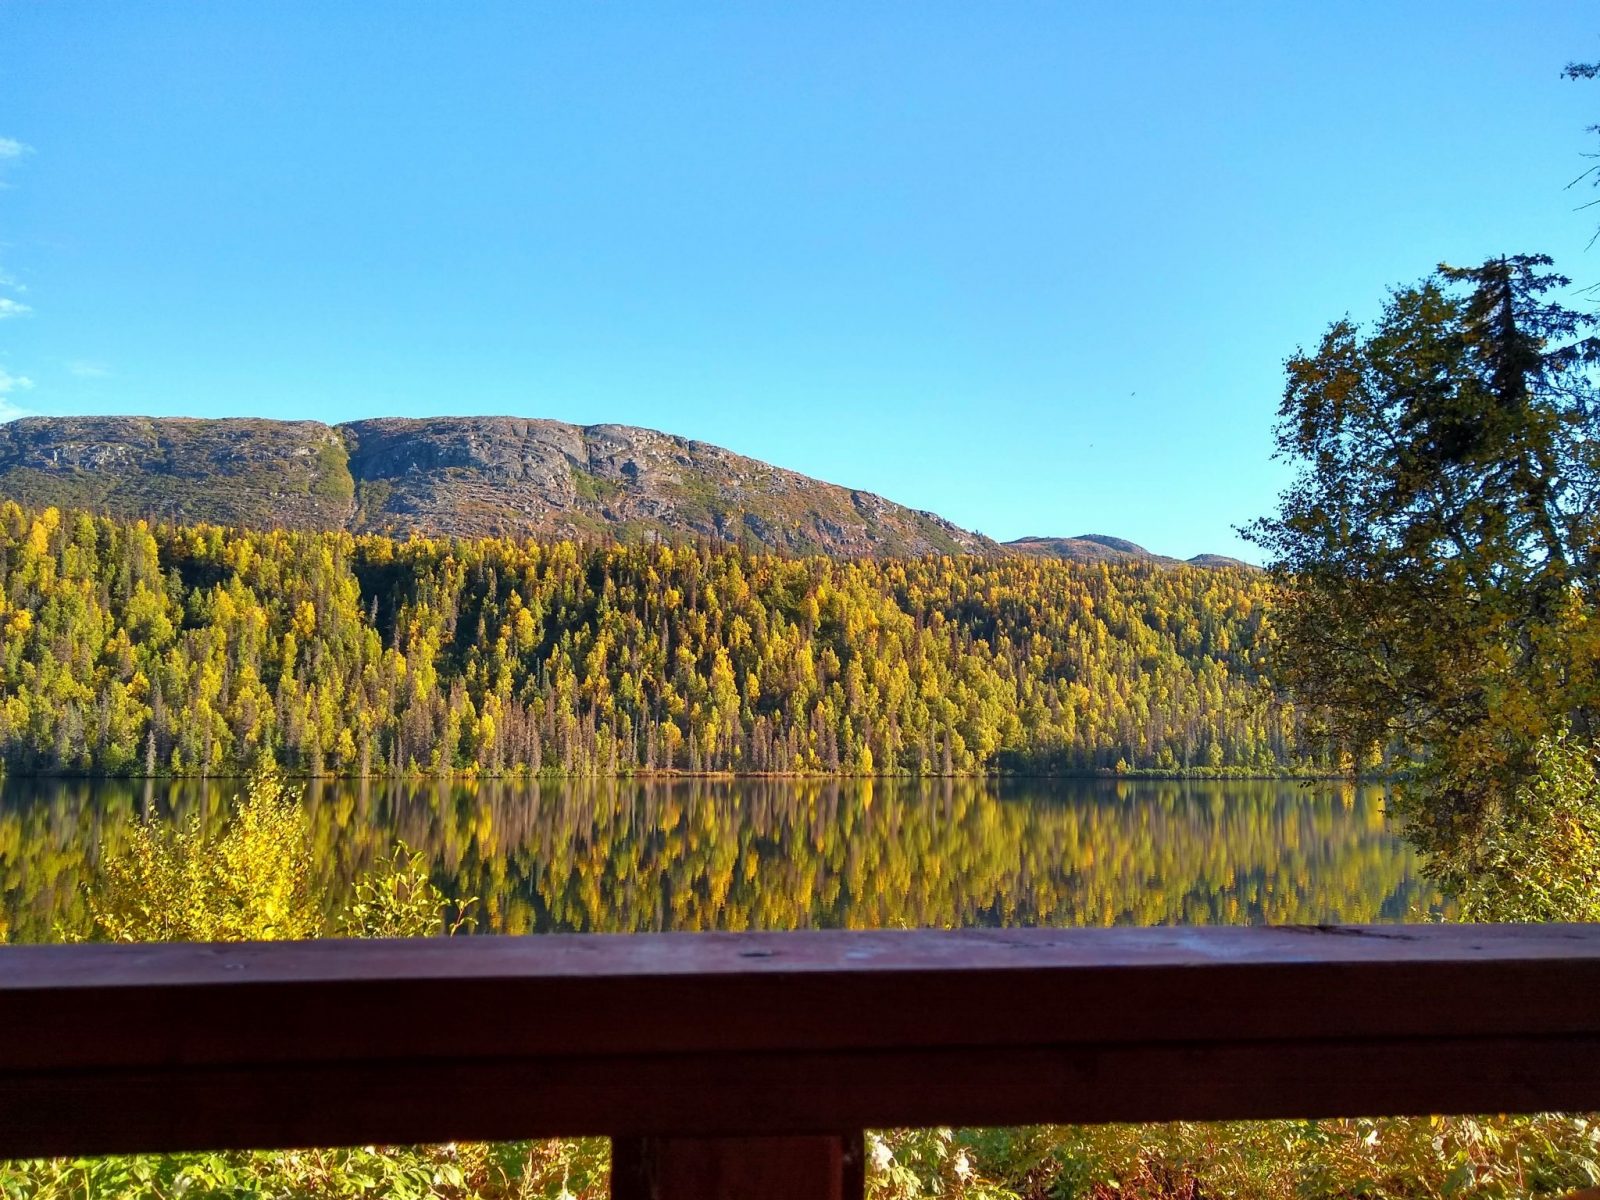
(0, 777, 1432, 943)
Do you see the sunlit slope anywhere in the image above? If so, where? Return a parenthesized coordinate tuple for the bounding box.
(0, 503, 1314, 777)
(0, 417, 355, 530)
(0, 415, 991, 557)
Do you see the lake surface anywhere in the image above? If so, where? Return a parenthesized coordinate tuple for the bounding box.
(0, 776, 1433, 941)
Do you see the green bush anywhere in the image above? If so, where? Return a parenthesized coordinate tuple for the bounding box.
(1443, 730, 1600, 924)
(865, 1117, 1600, 1200)
(89, 770, 318, 942)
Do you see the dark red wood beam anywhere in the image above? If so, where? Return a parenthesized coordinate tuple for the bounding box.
(611, 1135, 864, 1200)
(0, 925, 1596, 1158)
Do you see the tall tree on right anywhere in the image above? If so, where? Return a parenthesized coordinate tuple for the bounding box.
(1246, 255, 1600, 897)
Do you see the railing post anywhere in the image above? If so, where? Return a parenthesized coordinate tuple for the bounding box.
(610, 1134, 865, 1200)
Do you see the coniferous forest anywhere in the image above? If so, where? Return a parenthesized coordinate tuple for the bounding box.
(0, 502, 1317, 778)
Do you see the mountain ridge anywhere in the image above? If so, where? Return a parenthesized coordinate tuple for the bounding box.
(1004, 533, 1256, 570)
(0, 415, 991, 557)
(0, 414, 1246, 563)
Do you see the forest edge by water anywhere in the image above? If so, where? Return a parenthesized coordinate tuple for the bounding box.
(0, 502, 1326, 780)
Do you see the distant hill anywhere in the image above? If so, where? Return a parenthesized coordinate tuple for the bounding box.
(0, 415, 1255, 565)
(0, 415, 992, 557)
(1005, 534, 1255, 570)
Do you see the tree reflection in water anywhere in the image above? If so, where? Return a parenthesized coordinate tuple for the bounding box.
(0, 775, 1432, 944)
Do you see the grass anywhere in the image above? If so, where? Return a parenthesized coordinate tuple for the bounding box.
(569, 467, 623, 505)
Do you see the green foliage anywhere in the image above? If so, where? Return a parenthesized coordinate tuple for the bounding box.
(870, 1117, 1600, 1200)
(1446, 729, 1600, 923)
(313, 435, 356, 503)
(568, 466, 621, 504)
(1245, 255, 1600, 881)
(0, 1136, 613, 1199)
(0, 503, 1315, 779)
(86, 774, 480, 943)
(341, 841, 473, 938)
(89, 770, 317, 942)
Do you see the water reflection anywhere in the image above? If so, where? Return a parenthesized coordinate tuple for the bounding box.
(0, 775, 1433, 942)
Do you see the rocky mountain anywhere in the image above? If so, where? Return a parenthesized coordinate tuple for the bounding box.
(0, 417, 355, 530)
(0, 415, 1255, 564)
(0, 415, 993, 557)
(1005, 534, 1255, 570)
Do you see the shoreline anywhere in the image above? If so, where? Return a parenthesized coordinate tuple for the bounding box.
(0, 767, 1359, 784)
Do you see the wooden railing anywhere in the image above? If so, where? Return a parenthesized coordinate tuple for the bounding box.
(2, 924, 1599, 1199)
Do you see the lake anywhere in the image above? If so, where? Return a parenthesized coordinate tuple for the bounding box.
(0, 776, 1432, 942)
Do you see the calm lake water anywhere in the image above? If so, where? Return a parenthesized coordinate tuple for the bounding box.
(0, 776, 1432, 941)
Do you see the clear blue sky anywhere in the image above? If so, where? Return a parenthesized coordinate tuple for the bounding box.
(1, 3, 1596, 558)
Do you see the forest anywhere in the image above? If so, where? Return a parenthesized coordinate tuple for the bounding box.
(0, 502, 1320, 779)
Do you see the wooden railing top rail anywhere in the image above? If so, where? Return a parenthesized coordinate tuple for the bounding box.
(1, 924, 1598, 1159)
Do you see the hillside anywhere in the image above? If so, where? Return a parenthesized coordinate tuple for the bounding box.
(0, 417, 355, 530)
(0, 501, 1311, 777)
(1006, 534, 1255, 570)
(0, 415, 991, 557)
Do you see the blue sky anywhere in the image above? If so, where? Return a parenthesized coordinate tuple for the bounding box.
(1, 3, 1596, 558)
